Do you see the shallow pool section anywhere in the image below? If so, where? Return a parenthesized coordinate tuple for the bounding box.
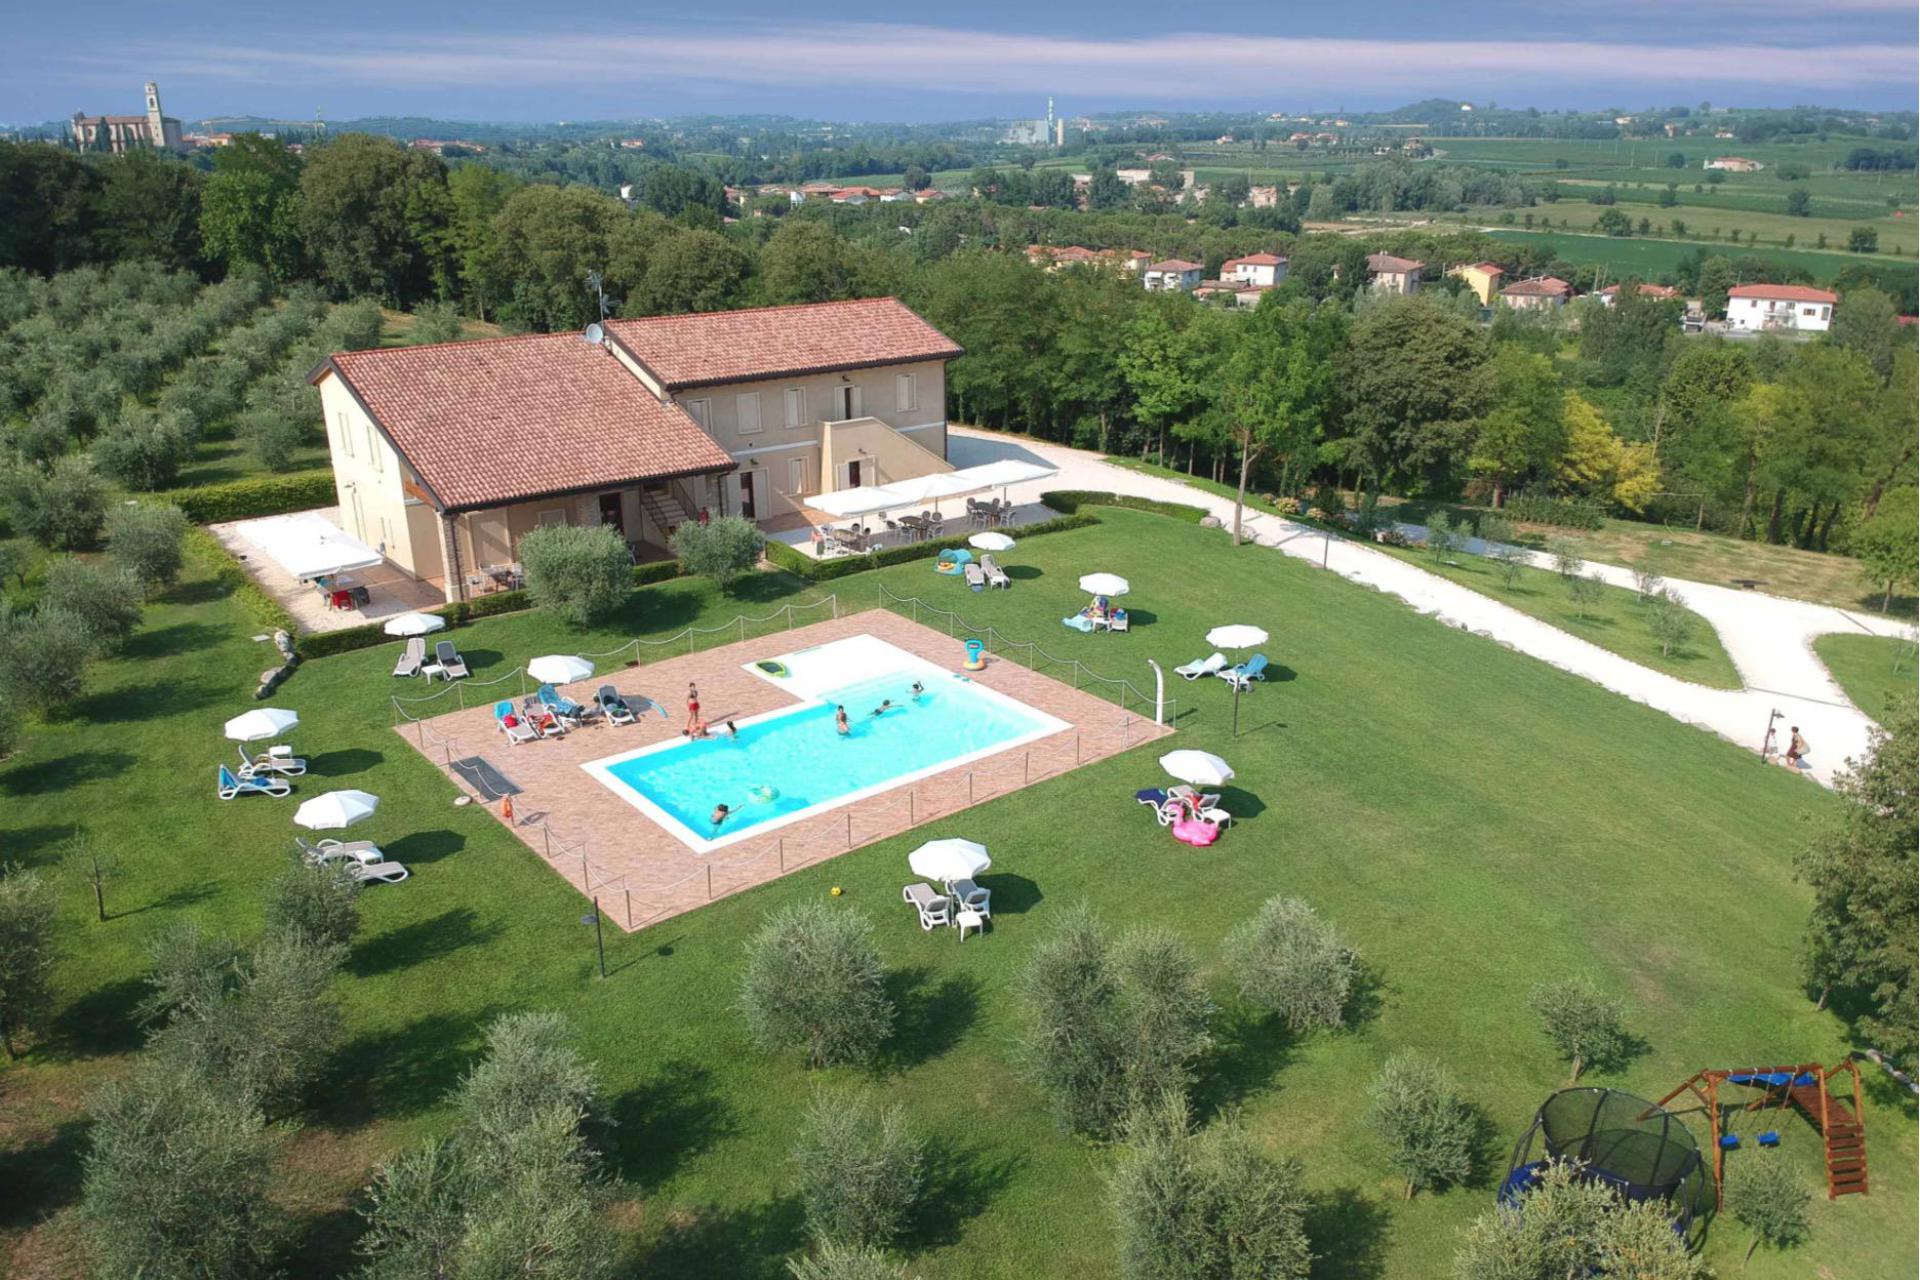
(582, 636, 1067, 851)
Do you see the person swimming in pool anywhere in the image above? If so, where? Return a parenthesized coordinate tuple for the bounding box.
(725, 720, 739, 739)
(835, 705, 850, 736)
(909, 680, 925, 700)
(870, 699, 896, 717)
(710, 802, 731, 825)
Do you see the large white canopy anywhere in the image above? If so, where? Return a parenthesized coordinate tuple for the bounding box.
(237, 513, 383, 581)
(949, 459, 1058, 489)
(883, 472, 980, 504)
(809, 484, 911, 518)
(805, 459, 1059, 520)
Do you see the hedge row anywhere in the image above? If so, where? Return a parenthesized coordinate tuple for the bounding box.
(1502, 491, 1606, 531)
(1039, 490, 1208, 524)
(171, 469, 338, 524)
(183, 527, 298, 636)
(297, 560, 688, 659)
(764, 511, 1101, 582)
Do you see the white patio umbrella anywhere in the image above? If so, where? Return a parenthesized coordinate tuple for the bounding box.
(1205, 624, 1270, 737)
(294, 789, 379, 831)
(224, 707, 299, 742)
(1078, 572, 1130, 597)
(1159, 750, 1235, 788)
(383, 611, 447, 637)
(908, 838, 991, 883)
(968, 531, 1016, 552)
(528, 654, 594, 685)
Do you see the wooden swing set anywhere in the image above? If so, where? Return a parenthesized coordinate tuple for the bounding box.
(1647, 1060, 1868, 1206)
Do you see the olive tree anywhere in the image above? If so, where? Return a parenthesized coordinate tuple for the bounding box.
(0, 605, 94, 713)
(792, 1091, 926, 1249)
(1528, 977, 1631, 1083)
(1646, 590, 1694, 656)
(787, 1243, 917, 1280)
(2, 455, 107, 549)
(0, 865, 58, 1059)
(671, 513, 765, 592)
(1567, 570, 1606, 620)
(105, 502, 189, 592)
(1226, 896, 1358, 1032)
(1365, 1051, 1476, 1198)
(263, 856, 363, 950)
(740, 901, 894, 1068)
(519, 522, 633, 625)
(41, 558, 144, 654)
(1726, 1158, 1811, 1267)
(1451, 1160, 1705, 1280)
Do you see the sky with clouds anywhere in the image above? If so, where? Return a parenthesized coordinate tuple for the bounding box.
(6, 0, 1915, 124)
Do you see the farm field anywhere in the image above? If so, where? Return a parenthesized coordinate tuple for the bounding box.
(2, 507, 1913, 1280)
(1484, 230, 1896, 285)
(1459, 200, 1915, 255)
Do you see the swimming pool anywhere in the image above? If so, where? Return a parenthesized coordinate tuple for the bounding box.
(582, 636, 1068, 851)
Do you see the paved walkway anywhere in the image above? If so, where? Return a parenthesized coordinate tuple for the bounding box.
(945, 428, 1916, 786)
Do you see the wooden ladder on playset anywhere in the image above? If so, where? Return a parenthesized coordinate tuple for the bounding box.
(1650, 1060, 1869, 1204)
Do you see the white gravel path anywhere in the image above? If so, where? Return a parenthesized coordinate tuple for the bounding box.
(943, 427, 1916, 786)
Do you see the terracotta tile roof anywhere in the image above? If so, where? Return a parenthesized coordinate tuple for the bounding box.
(315, 334, 734, 512)
(1367, 253, 1425, 274)
(1500, 276, 1574, 297)
(1728, 283, 1838, 303)
(1148, 259, 1203, 272)
(1224, 253, 1287, 267)
(1597, 283, 1681, 299)
(1459, 260, 1506, 274)
(606, 297, 961, 391)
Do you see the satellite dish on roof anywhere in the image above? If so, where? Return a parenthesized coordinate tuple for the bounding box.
(583, 322, 605, 346)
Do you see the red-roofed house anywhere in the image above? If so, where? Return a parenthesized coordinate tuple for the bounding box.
(1499, 276, 1575, 311)
(1594, 283, 1682, 307)
(1447, 261, 1505, 304)
(1365, 253, 1425, 295)
(1726, 284, 1837, 333)
(1143, 259, 1204, 292)
(1221, 253, 1288, 288)
(310, 299, 962, 600)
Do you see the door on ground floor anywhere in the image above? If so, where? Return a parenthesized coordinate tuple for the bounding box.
(736, 471, 757, 520)
(598, 491, 625, 536)
(840, 459, 861, 489)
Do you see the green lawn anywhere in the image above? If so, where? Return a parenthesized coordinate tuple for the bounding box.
(1815, 633, 1919, 722)
(2, 509, 1914, 1279)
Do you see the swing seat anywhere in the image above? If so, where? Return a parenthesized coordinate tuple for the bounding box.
(1757, 1131, 1780, 1147)
(1718, 1134, 1741, 1149)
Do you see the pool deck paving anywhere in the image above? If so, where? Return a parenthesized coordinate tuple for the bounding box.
(396, 609, 1172, 930)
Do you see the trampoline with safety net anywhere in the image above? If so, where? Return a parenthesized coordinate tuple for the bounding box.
(1502, 1087, 1713, 1238)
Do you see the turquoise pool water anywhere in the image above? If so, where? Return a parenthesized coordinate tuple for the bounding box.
(590, 671, 1063, 848)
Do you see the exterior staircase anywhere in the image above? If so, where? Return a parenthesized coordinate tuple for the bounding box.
(641, 489, 689, 540)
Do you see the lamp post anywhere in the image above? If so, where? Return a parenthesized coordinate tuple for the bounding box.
(581, 900, 606, 979)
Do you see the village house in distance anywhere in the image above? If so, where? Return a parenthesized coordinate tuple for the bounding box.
(308, 299, 962, 603)
(69, 82, 184, 154)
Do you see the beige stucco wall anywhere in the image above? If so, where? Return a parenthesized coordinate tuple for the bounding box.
(319, 376, 434, 581)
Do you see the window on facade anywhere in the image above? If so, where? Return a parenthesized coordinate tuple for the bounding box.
(895, 372, 917, 412)
(538, 509, 567, 528)
(737, 392, 763, 435)
(368, 423, 383, 473)
(788, 457, 806, 495)
(339, 412, 354, 459)
(784, 387, 807, 428)
(686, 398, 711, 429)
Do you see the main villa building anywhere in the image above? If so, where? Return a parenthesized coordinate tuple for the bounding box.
(310, 298, 962, 603)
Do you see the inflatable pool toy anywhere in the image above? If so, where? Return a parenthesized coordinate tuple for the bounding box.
(747, 784, 779, 804)
(934, 549, 974, 575)
(753, 660, 790, 677)
(1062, 615, 1095, 633)
(1171, 818, 1220, 847)
(964, 638, 987, 670)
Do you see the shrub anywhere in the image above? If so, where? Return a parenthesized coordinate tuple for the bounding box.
(1226, 896, 1358, 1032)
(0, 606, 94, 713)
(1108, 1096, 1313, 1280)
(792, 1091, 926, 1249)
(1528, 977, 1631, 1083)
(739, 901, 894, 1068)
(1726, 1158, 1811, 1266)
(1451, 1159, 1705, 1280)
(239, 408, 306, 472)
(93, 408, 194, 491)
(1366, 1051, 1476, 1198)
(1041, 490, 1207, 523)
(1017, 906, 1214, 1138)
(105, 502, 189, 592)
(80, 1063, 283, 1280)
(1567, 571, 1606, 619)
(409, 301, 466, 345)
(1505, 491, 1604, 530)
(41, 559, 144, 654)
(1546, 536, 1584, 578)
(170, 470, 337, 523)
(456, 1011, 603, 1143)
(1425, 511, 1460, 561)
(787, 1243, 916, 1280)
(1646, 590, 1693, 656)
(3, 455, 107, 549)
(519, 523, 633, 626)
(671, 514, 765, 592)
(1476, 514, 1516, 547)
(0, 864, 58, 1059)
(262, 857, 362, 950)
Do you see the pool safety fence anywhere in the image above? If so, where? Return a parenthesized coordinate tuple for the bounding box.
(875, 584, 1179, 727)
(388, 595, 843, 721)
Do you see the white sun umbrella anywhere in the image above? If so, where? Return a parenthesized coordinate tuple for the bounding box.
(908, 838, 991, 884)
(1078, 572, 1130, 597)
(294, 789, 379, 831)
(968, 531, 1016, 552)
(528, 654, 594, 685)
(382, 611, 447, 637)
(1159, 750, 1235, 788)
(224, 707, 299, 742)
(1206, 624, 1268, 651)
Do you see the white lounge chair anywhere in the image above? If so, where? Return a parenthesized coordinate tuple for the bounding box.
(349, 861, 410, 884)
(433, 640, 470, 680)
(597, 686, 636, 726)
(982, 556, 1011, 590)
(1176, 653, 1227, 680)
(238, 743, 306, 778)
(1167, 785, 1222, 812)
(494, 700, 537, 745)
(217, 764, 288, 799)
(393, 636, 425, 678)
(949, 877, 991, 917)
(963, 562, 987, 592)
(296, 836, 385, 866)
(902, 882, 952, 931)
